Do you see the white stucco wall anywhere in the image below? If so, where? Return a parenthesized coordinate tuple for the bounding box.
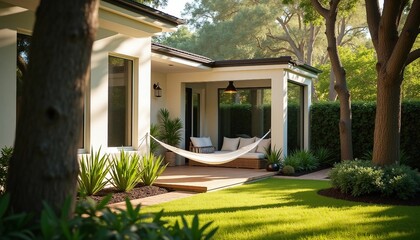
(90, 34, 151, 153)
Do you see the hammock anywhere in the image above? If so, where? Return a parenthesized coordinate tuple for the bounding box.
(150, 130, 271, 165)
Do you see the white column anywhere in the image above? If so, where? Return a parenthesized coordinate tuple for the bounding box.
(271, 70, 287, 156)
(0, 29, 17, 147)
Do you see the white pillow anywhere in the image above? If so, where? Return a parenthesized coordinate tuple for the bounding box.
(221, 137, 240, 151)
(238, 137, 255, 149)
(256, 138, 271, 153)
(190, 137, 212, 147)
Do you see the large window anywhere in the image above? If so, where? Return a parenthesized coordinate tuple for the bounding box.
(287, 82, 304, 153)
(108, 56, 133, 147)
(218, 88, 271, 148)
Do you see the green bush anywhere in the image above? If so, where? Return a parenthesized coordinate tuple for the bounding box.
(265, 147, 283, 165)
(283, 150, 319, 172)
(282, 165, 295, 175)
(109, 150, 142, 192)
(140, 153, 167, 186)
(311, 101, 420, 169)
(78, 147, 110, 196)
(330, 160, 420, 199)
(313, 147, 334, 167)
(0, 194, 218, 239)
(0, 147, 12, 195)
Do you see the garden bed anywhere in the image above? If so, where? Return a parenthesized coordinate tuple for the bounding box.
(79, 184, 170, 205)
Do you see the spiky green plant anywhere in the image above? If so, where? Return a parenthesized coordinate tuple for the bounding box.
(158, 108, 182, 147)
(78, 147, 110, 196)
(150, 123, 160, 155)
(264, 147, 283, 164)
(140, 154, 167, 186)
(109, 150, 142, 192)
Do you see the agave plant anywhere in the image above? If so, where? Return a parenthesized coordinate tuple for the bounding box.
(140, 153, 167, 186)
(78, 147, 110, 196)
(109, 150, 142, 192)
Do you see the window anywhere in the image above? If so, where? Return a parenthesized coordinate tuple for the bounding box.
(218, 88, 271, 148)
(108, 56, 133, 147)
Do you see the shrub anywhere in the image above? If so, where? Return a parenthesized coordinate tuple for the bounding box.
(381, 164, 420, 200)
(0, 147, 13, 195)
(313, 147, 334, 167)
(78, 147, 110, 196)
(140, 153, 167, 186)
(109, 150, 142, 192)
(330, 160, 420, 199)
(284, 150, 319, 172)
(282, 165, 295, 175)
(0, 194, 218, 239)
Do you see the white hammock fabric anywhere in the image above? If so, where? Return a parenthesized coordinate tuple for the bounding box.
(150, 130, 271, 165)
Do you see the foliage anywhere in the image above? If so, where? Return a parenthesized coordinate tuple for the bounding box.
(283, 150, 319, 172)
(140, 153, 167, 186)
(330, 160, 420, 199)
(264, 147, 283, 164)
(315, 46, 377, 101)
(282, 165, 295, 175)
(132, 0, 168, 8)
(158, 108, 183, 147)
(146, 178, 420, 239)
(0, 147, 13, 195)
(150, 123, 160, 155)
(310, 101, 420, 169)
(0, 194, 217, 239)
(109, 150, 142, 192)
(313, 147, 334, 167)
(78, 147, 110, 196)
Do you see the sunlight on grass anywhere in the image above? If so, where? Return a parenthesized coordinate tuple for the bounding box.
(145, 178, 420, 240)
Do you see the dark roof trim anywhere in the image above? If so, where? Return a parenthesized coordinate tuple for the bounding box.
(152, 43, 321, 75)
(152, 43, 214, 64)
(103, 0, 185, 26)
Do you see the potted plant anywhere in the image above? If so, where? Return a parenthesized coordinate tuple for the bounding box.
(158, 108, 182, 166)
(264, 147, 283, 172)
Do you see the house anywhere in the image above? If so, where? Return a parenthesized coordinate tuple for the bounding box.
(0, 0, 320, 165)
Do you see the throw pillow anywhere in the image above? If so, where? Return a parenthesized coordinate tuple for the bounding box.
(256, 138, 271, 153)
(238, 137, 255, 149)
(221, 137, 240, 151)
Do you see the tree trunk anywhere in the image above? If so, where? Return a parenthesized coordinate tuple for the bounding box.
(6, 0, 99, 218)
(328, 71, 337, 101)
(311, 0, 353, 161)
(372, 75, 402, 166)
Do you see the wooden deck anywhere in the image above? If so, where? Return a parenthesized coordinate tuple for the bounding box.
(154, 166, 276, 193)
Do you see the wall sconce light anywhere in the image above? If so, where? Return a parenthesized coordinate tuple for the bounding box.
(153, 83, 162, 97)
(224, 81, 237, 94)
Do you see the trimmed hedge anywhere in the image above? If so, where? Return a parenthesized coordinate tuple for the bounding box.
(311, 101, 420, 168)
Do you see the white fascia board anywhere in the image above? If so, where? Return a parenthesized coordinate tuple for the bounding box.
(212, 64, 290, 72)
(100, 2, 177, 34)
(285, 63, 319, 79)
(152, 52, 211, 70)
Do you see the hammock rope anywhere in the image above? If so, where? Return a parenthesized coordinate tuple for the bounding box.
(150, 130, 271, 165)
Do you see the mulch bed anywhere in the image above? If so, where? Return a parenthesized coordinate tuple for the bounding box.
(318, 188, 420, 206)
(80, 185, 170, 205)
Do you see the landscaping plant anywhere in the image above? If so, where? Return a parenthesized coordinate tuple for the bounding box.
(330, 160, 420, 199)
(140, 153, 167, 186)
(282, 165, 295, 176)
(313, 147, 334, 167)
(0, 146, 12, 195)
(109, 150, 142, 192)
(283, 150, 319, 172)
(0, 194, 218, 239)
(78, 147, 110, 196)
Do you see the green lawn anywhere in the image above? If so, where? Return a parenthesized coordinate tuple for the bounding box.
(145, 178, 420, 240)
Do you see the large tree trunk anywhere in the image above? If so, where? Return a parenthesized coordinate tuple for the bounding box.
(6, 0, 99, 217)
(365, 0, 420, 166)
(311, 0, 353, 161)
(372, 74, 402, 166)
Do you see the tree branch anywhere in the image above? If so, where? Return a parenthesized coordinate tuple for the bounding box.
(365, 0, 381, 50)
(310, 0, 328, 18)
(405, 48, 420, 66)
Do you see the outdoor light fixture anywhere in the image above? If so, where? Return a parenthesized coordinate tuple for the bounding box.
(224, 81, 237, 94)
(153, 83, 162, 97)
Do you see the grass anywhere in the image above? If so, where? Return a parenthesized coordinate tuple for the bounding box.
(144, 178, 420, 240)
